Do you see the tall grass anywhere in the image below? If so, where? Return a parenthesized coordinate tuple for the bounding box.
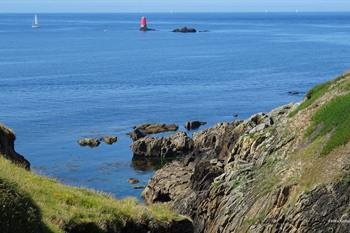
(0, 157, 178, 233)
(289, 74, 348, 117)
(307, 93, 350, 155)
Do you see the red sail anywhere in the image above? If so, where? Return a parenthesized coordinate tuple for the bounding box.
(140, 16, 147, 28)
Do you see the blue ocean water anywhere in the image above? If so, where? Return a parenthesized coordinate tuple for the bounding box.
(1, 13, 350, 199)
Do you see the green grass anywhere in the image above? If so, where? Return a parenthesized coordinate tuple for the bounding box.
(0, 156, 179, 233)
(289, 74, 348, 117)
(306, 93, 350, 155)
(289, 82, 331, 117)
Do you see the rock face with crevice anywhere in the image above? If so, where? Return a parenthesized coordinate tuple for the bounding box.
(142, 86, 350, 233)
(0, 124, 30, 170)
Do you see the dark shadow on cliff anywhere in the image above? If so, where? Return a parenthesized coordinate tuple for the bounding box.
(0, 178, 53, 233)
(132, 156, 180, 171)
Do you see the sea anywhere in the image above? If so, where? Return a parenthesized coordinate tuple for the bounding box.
(1, 13, 350, 199)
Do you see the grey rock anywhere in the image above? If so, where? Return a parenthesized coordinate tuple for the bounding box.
(77, 138, 100, 148)
(185, 121, 207, 130)
(102, 136, 118, 145)
(173, 27, 197, 33)
(128, 178, 140, 184)
(132, 132, 193, 158)
(127, 128, 147, 141)
(131, 123, 178, 136)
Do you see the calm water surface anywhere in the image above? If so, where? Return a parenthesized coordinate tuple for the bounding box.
(1, 13, 350, 198)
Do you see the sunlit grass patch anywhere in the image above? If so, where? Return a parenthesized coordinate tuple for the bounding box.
(289, 74, 348, 117)
(306, 93, 350, 155)
(0, 156, 179, 233)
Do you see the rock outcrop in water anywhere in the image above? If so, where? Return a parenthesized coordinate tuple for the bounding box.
(173, 27, 197, 33)
(102, 135, 118, 145)
(134, 123, 179, 135)
(77, 138, 101, 148)
(0, 124, 30, 169)
(132, 132, 193, 159)
(142, 73, 350, 233)
(185, 121, 207, 130)
(128, 123, 179, 141)
(78, 135, 118, 147)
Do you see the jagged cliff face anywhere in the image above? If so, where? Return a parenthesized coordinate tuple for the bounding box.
(0, 124, 30, 169)
(142, 74, 350, 233)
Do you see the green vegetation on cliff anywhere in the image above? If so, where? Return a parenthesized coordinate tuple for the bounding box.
(289, 72, 350, 155)
(307, 93, 350, 155)
(0, 156, 180, 233)
(289, 73, 349, 117)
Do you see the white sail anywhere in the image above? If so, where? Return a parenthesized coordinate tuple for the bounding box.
(32, 14, 40, 28)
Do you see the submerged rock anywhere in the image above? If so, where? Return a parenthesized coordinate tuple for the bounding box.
(102, 136, 118, 145)
(0, 124, 30, 170)
(288, 91, 303, 96)
(184, 121, 207, 130)
(77, 138, 100, 148)
(172, 27, 197, 33)
(128, 178, 140, 184)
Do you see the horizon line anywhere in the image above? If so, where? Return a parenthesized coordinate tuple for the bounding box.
(1, 10, 350, 14)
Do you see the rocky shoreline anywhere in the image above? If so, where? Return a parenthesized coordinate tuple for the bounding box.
(2, 73, 350, 233)
(138, 73, 350, 233)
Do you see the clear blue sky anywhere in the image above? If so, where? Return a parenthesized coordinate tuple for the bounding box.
(1, 0, 350, 13)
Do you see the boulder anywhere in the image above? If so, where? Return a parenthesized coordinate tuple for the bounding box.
(77, 138, 100, 148)
(0, 124, 30, 170)
(184, 121, 207, 130)
(172, 27, 197, 33)
(101, 136, 118, 145)
(128, 178, 140, 184)
(132, 123, 178, 135)
(288, 91, 302, 96)
(127, 128, 147, 141)
(132, 132, 193, 158)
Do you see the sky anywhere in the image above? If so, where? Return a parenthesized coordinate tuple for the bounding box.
(1, 0, 350, 13)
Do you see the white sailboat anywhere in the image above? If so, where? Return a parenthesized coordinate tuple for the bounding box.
(32, 14, 40, 28)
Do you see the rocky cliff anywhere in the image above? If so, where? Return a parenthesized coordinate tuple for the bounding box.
(0, 124, 30, 169)
(142, 73, 350, 233)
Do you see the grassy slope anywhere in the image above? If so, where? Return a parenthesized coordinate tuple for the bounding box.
(243, 73, 350, 224)
(307, 93, 350, 155)
(289, 73, 349, 117)
(218, 73, 350, 227)
(0, 156, 179, 233)
(290, 72, 350, 155)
